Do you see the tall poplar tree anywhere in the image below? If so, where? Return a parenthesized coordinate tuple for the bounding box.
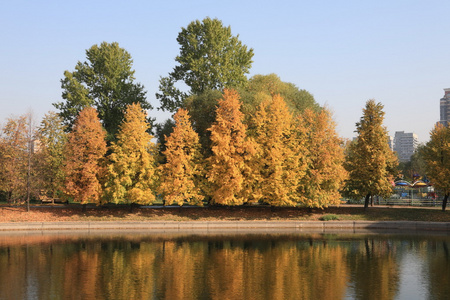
(421, 123, 450, 211)
(207, 89, 256, 205)
(252, 94, 304, 206)
(297, 108, 347, 208)
(54, 42, 151, 140)
(343, 100, 398, 209)
(105, 103, 157, 205)
(157, 18, 254, 112)
(64, 107, 107, 205)
(159, 109, 204, 206)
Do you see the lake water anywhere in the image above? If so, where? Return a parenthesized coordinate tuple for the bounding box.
(0, 229, 449, 300)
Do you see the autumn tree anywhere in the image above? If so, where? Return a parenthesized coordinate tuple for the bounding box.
(252, 94, 305, 206)
(157, 18, 254, 112)
(297, 108, 347, 208)
(421, 123, 450, 211)
(159, 109, 204, 205)
(206, 89, 256, 205)
(37, 112, 67, 200)
(64, 107, 107, 205)
(105, 103, 157, 205)
(53, 42, 151, 140)
(0, 115, 28, 203)
(343, 100, 398, 209)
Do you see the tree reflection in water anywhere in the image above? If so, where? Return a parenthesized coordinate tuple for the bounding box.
(0, 231, 448, 300)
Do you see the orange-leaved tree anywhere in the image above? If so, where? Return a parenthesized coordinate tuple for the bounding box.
(0, 115, 28, 203)
(105, 103, 157, 205)
(297, 108, 347, 208)
(64, 107, 107, 204)
(159, 108, 204, 205)
(207, 89, 256, 205)
(252, 94, 305, 206)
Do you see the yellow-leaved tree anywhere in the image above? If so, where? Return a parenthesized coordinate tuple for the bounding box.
(421, 123, 450, 211)
(64, 107, 107, 205)
(207, 89, 256, 205)
(343, 100, 398, 209)
(105, 103, 157, 205)
(252, 94, 305, 206)
(297, 108, 347, 208)
(159, 108, 204, 206)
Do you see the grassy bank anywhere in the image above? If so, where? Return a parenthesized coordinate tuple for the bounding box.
(0, 205, 449, 223)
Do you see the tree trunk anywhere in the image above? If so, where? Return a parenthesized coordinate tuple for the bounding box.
(442, 194, 448, 211)
(364, 193, 371, 210)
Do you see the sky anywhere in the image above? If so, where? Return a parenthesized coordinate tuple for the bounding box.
(1, 0, 449, 143)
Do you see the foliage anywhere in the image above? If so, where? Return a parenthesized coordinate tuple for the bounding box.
(319, 214, 340, 221)
(241, 74, 320, 118)
(343, 100, 398, 209)
(157, 17, 254, 112)
(64, 107, 107, 204)
(421, 123, 450, 210)
(297, 108, 347, 208)
(159, 109, 204, 205)
(0, 115, 29, 202)
(207, 89, 256, 205)
(105, 103, 157, 205)
(252, 94, 304, 206)
(37, 112, 67, 199)
(53, 42, 151, 140)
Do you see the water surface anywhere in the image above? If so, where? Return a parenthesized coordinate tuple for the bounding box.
(0, 229, 449, 300)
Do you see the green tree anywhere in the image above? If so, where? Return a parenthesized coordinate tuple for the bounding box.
(157, 18, 254, 112)
(207, 89, 256, 205)
(53, 42, 151, 140)
(241, 74, 320, 117)
(64, 107, 107, 205)
(421, 123, 450, 211)
(37, 112, 67, 200)
(343, 100, 398, 209)
(105, 103, 157, 205)
(159, 108, 204, 205)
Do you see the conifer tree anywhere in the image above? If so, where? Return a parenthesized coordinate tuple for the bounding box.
(297, 109, 347, 208)
(421, 123, 450, 211)
(207, 89, 256, 205)
(159, 109, 204, 205)
(37, 112, 67, 200)
(252, 94, 304, 206)
(105, 103, 157, 205)
(64, 107, 107, 204)
(343, 100, 398, 209)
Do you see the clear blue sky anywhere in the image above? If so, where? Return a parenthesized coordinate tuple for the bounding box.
(1, 0, 449, 143)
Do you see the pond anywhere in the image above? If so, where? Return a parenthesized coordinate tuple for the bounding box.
(0, 229, 449, 300)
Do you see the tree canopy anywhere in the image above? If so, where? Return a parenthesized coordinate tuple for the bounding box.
(53, 42, 151, 140)
(157, 17, 254, 112)
(105, 103, 157, 205)
(64, 107, 107, 205)
(421, 123, 450, 211)
(343, 100, 398, 209)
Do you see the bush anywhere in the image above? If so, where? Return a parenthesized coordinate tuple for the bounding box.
(320, 214, 339, 221)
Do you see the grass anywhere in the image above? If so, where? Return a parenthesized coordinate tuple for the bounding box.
(0, 204, 449, 223)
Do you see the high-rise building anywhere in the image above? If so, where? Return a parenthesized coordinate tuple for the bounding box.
(394, 131, 419, 162)
(440, 88, 450, 125)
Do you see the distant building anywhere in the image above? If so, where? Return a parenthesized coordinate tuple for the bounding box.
(387, 136, 394, 151)
(394, 131, 419, 162)
(440, 88, 450, 126)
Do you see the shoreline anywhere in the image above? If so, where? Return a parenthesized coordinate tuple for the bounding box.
(1, 220, 450, 232)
